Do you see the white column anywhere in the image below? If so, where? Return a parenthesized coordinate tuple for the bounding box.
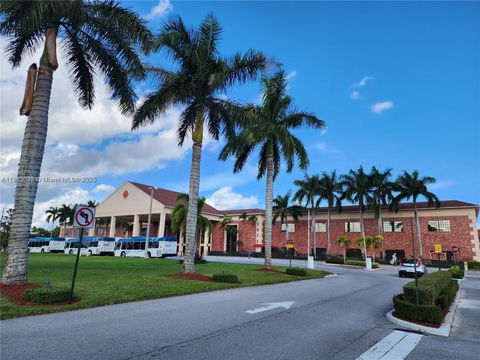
(109, 216, 116, 238)
(88, 218, 95, 237)
(157, 212, 166, 237)
(132, 214, 140, 236)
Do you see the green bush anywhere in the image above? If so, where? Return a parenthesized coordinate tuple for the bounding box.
(449, 265, 464, 279)
(345, 260, 380, 269)
(286, 268, 307, 276)
(467, 261, 480, 270)
(403, 271, 452, 305)
(326, 258, 345, 264)
(393, 294, 443, 324)
(436, 280, 459, 310)
(212, 274, 240, 284)
(23, 287, 71, 304)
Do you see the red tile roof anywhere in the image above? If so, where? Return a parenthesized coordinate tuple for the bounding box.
(223, 208, 265, 215)
(129, 181, 221, 215)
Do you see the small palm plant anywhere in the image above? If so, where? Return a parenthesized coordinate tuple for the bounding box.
(369, 235, 383, 263)
(219, 71, 325, 268)
(133, 14, 266, 274)
(356, 236, 372, 260)
(335, 236, 351, 264)
(273, 192, 303, 249)
(0, 0, 153, 285)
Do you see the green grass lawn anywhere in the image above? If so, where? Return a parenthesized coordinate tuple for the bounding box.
(0, 254, 329, 319)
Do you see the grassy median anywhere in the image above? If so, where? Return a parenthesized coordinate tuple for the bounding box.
(0, 253, 329, 319)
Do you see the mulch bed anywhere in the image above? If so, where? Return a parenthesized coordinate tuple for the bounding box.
(0, 283, 80, 306)
(172, 272, 213, 282)
(392, 311, 442, 328)
(256, 267, 285, 273)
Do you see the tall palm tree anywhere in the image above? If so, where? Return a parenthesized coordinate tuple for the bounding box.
(132, 14, 266, 274)
(0, 0, 153, 285)
(58, 204, 74, 236)
(45, 206, 59, 237)
(171, 194, 213, 257)
(273, 191, 303, 249)
(219, 72, 325, 268)
(317, 171, 343, 257)
(391, 170, 440, 257)
(368, 166, 394, 261)
(293, 174, 320, 257)
(335, 236, 351, 264)
(341, 167, 372, 260)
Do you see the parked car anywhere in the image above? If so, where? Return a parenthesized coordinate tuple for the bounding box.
(398, 258, 428, 277)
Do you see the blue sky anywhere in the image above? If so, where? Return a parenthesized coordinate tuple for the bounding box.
(0, 1, 479, 225)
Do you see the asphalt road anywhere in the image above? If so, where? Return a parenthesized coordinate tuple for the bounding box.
(1, 257, 479, 360)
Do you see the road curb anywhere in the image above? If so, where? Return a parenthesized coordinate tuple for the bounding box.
(385, 289, 461, 337)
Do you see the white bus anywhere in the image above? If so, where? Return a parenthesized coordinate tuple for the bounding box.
(28, 237, 65, 253)
(114, 236, 178, 258)
(64, 237, 115, 256)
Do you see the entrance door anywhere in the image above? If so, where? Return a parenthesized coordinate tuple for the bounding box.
(225, 225, 238, 253)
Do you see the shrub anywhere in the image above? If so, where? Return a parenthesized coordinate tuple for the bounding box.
(345, 260, 380, 269)
(436, 280, 459, 310)
(23, 287, 71, 304)
(403, 271, 452, 305)
(393, 294, 443, 324)
(286, 268, 307, 276)
(467, 261, 480, 270)
(326, 258, 345, 264)
(449, 265, 464, 279)
(212, 274, 240, 284)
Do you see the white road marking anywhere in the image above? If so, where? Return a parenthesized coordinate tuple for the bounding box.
(245, 301, 293, 314)
(356, 330, 423, 360)
(459, 299, 480, 310)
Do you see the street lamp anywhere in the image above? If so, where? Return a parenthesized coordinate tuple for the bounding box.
(144, 187, 155, 259)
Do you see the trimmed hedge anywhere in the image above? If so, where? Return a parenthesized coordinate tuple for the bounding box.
(286, 268, 307, 276)
(325, 258, 345, 265)
(212, 274, 240, 284)
(393, 294, 443, 324)
(436, 280, 459, 310)
(23, 287, 71, 304)
(403, 271, 452, 305)
(449, 265, 465, 279)
(345, 260, 380, 269)
(467, 261, 480, 270)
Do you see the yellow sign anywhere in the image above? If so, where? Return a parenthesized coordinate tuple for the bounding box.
(434, 244, 442, 253)
(286, 240, 294, 249)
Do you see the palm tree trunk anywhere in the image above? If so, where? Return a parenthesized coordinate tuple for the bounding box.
(343, 247, 346, 264)
(378, 208, 385, 261)
(1, 65, 53, 285)
(413, 203, 423, 257)
(312, 207, 317, 259)
(360, 206, 367, 260)
(327, 206, 332, 257)
(264, 155, 274, 269)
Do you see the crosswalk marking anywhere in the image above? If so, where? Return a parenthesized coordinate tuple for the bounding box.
(459, 299, 480, 310)
(356, 330, 423, 360)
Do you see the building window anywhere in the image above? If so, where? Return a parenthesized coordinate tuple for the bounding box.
(281, 224, 295, 232)
(96, 228, 104, 235)
(315, 223, 326, 232)
(345, 222, 361, 232)
(428, 220, 451, 232)
(383, 221, 403, 233)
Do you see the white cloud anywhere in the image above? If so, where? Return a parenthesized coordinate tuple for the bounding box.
(371, 100, 394, 114)
(92, 184, 115, 193)
(206, 186, 259, 210)
(145, 0, 172, 20)
(350, 90, 360, 100)
(428, 180, 455, 190)
(354, 76, 375, 88)
(285, 70, 297, 81)
(314, 142, 341, 154)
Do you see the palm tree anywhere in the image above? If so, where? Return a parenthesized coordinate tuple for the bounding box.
(0, 0, 153, 285)
(132, 15, 265, 274)
(341, 167, 372, 260)
(219, 72, 325, 268)
(335, 236, 351, 264)
(317, 171, 343, 257)
(171, 194, 213, 257)
(391, 170, 440, 257)
(45, 206, 59, 237)
(273, 192, 303, 249)
(58, 204, 74, 236)
(356, 236, 372, 261)
(369, 235, 383, 263)
(368, 166, 394, 261)
(293, 174, 320, 258)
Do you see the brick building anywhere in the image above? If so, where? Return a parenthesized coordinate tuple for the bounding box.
(61, 181, 480, 261)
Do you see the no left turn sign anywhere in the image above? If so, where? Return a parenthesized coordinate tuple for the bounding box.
(73, 205, 96, 228)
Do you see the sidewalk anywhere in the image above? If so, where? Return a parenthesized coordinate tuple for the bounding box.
(450, 271, 480, 341)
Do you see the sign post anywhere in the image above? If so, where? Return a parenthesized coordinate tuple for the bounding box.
(69, 205, 95, 304)
(286, 240, 294, 268)
(434, 244, 442, 272)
